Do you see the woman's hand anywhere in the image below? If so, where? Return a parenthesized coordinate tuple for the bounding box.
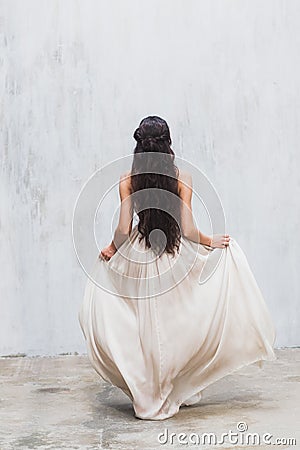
(209, 234, 230, 249)
(99, 242, 117, 261)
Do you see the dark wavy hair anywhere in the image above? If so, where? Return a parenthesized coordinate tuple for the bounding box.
(131, 116, 181, 257)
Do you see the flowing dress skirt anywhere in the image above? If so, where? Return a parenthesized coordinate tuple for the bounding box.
(78, 225, 276, 420)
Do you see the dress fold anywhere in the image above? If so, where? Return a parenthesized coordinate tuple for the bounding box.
(79, 225, 276, 420)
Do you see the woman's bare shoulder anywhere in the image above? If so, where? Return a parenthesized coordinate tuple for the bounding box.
(120, 170, 131, 181)
(119, 170, 132, 196)
(177, 169, 193, 190)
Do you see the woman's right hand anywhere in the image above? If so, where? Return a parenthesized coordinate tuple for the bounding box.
(210, 234, 230, 249)
(99, 242, 117, 261)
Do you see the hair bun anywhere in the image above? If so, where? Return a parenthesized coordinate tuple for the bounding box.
(133, 128, 143, 143)
(141, 136, 156, 151)
(133, 116, 172, 147)
(134, 126, 168, 140)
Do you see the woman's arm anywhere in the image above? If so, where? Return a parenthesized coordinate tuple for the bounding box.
(112, 171, 133, 246)
(100, 171, 133, 261)
(178, 171, 230, 249)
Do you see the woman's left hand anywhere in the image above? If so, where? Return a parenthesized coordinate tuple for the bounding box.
(210, 234, 230, 249)
(99, 242, 117, 261)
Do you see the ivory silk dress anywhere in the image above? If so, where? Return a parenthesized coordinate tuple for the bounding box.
(78, 224, 276, 420)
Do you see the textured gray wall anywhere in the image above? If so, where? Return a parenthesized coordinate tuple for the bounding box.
(1, 0, 299, 355)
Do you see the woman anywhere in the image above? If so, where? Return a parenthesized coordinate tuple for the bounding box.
(79, 116, 276, 420)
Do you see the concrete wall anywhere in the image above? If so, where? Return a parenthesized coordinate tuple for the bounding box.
(0, 0, 299, 355)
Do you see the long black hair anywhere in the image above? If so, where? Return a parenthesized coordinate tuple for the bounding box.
(131, 116, 181, 257)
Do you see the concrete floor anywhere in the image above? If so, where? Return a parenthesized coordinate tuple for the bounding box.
(0, 349, 299, 450)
